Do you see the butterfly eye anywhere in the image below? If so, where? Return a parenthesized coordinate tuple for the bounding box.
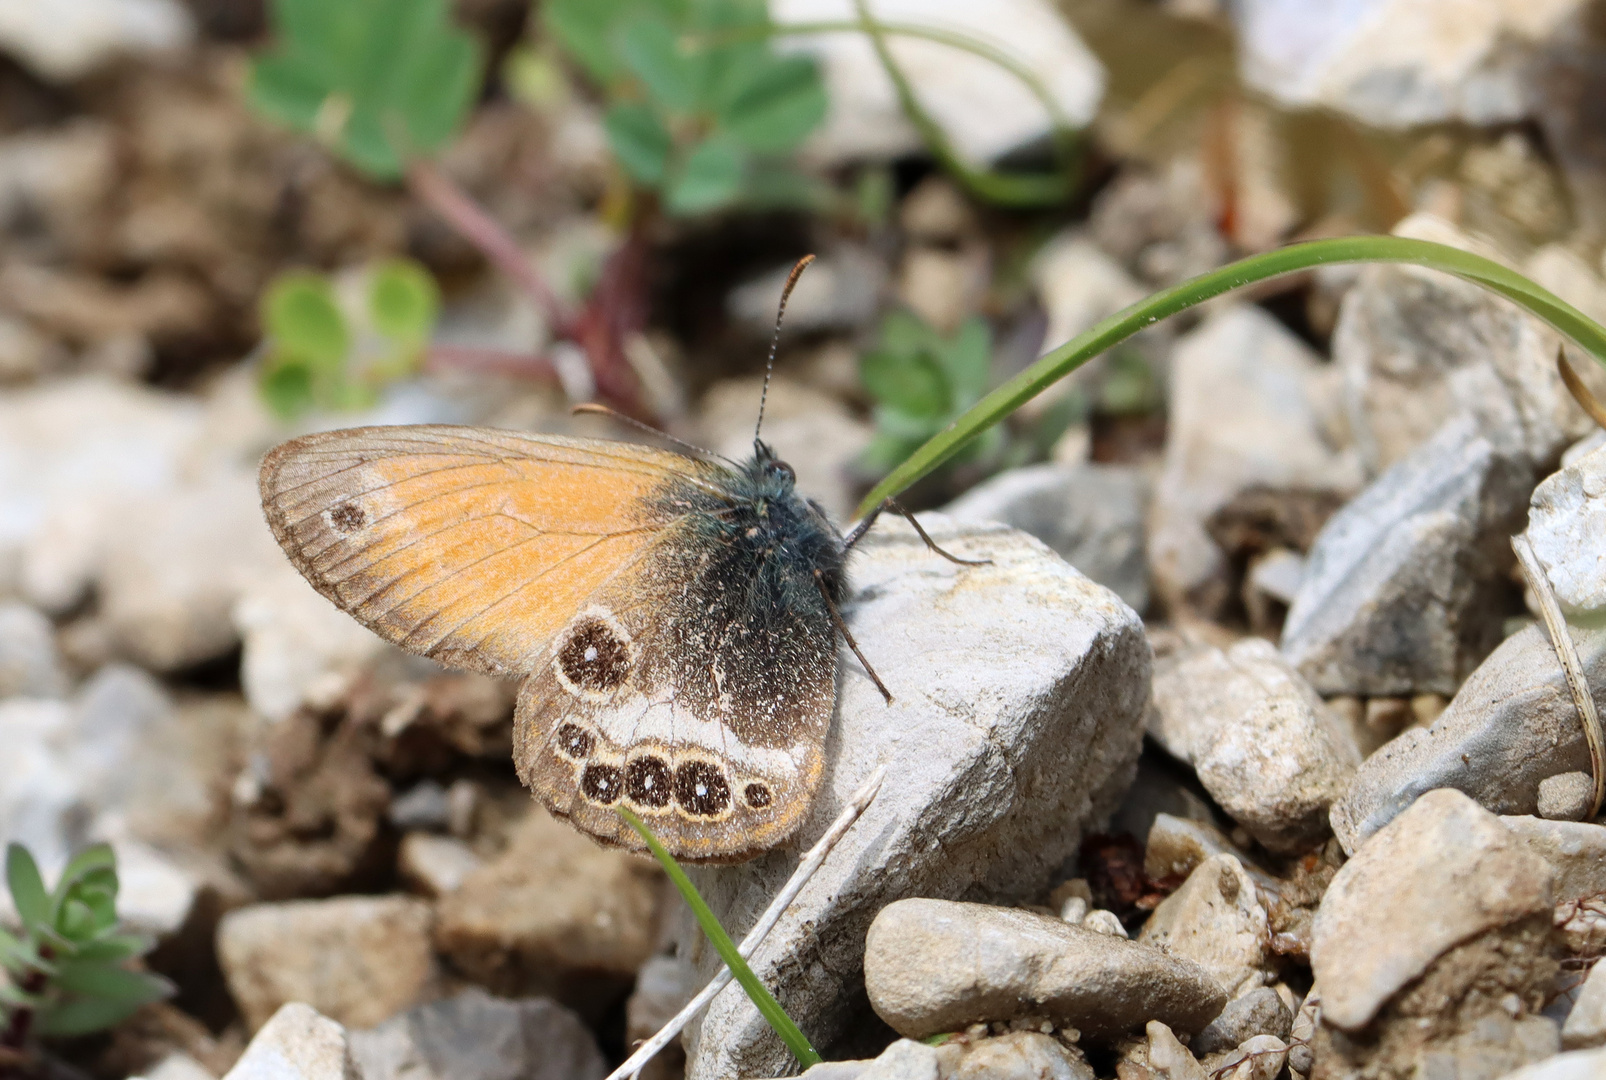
(766, 460, 795, 485)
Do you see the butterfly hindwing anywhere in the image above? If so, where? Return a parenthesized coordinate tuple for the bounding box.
(259, 424, 840, 861)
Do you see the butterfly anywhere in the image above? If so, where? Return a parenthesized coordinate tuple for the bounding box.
(257, 257, 979, 862)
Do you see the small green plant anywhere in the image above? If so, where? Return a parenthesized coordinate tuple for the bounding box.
(617, 807, 821, 1068)
(257, 258, 441, 419)
(1, 844, 171, 1053)
(544, 0, 828, 216)
(248, 0, 482, 180)
(858, 311, 1003, 477)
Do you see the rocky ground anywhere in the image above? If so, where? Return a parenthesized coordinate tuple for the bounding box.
(6, 1, 1606, 1080)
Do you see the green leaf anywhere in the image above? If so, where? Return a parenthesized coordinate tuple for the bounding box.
(665, 135, 744, 215)
(250, 0, 482, 179)
(259, 357, 315, 418)
(52, 961, 173, 1005)
(861, 349, 949, 418)
(263, 272, 349, 371)
(720, 55, 825, 153)
(6, 844, 50, 930)
(69, 934, 149, 964)
(878, 309, 938, 360)
(618, 16, 703, 114)
(856, 235, 1606, 517)
(604, 102, 672, 185)
(369, 259, 439, 345)
(543, 0, 633, 83)
(617, 807, 820, 1068)
(36, 993, 158, 1038)
(938, 317, 992, 405)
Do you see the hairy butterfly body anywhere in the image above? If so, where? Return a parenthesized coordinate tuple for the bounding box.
(258, 424, 847, 861)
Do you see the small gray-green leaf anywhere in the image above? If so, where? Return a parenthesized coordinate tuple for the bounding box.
(862, 349, 950, 418)
(604, 102, 672, 185)
(53, 961, 173, 1005)
(666, 136, 745, 216)
(6, 844, 50, 929)
(721, 55, 826, 154)
(618, 16, 702, 114)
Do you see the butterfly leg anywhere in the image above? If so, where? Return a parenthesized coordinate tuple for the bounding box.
(814, 570, 893, 705)
(844, 498, 990, 566)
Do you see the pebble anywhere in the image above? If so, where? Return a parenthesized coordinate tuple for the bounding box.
(136, 1054, 217, 1080)
(1209, 1035, 1287, 1080)
(1145, 1021, 1208, 1080)
(1311, 789, 1555, 1031)
(1191, 987, 1293, 1056)
(1333, 213, 1597, 473)
(1497, 816, 1606, 903)
(220, 1003, 359, 1080)
(1561, 961, 1606, 1049)
(0, 0, 195, 82)
(1538, 772, 1595, 822)
(1148, 305, 1360, 615)
(1281, 414, 1532, 697)
(348, 987, 605, 1080)
(1492, 1047, 1606, 1079)
(770, 0, 1104, 169)
(1149, 639, 1359, 852)
(727, 246, 886, 334)
(217, 895, 440, 1032)
(863, 898, 1227, 1042)
(1331, 623, 1601, 852)
(0, 600, 67, 698)
(1234, 0, 1587, 128)
(1527, 442, 1606, 615)
(433, 806, 661, 1001)
(397, 833, 483, 898)
(943, 462, 1149, 610)
(1138, 854, 1271, 999)
(680, 517, 1151, 1080)
(941, 1031, 1095, 1079)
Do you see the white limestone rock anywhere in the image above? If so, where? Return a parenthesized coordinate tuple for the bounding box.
(1138, 855, 1272, 999)
(0, 0, 194, 82)
(681, 516, 1150, 1078)
(222, 1003, 359, 1080)
(770, 0, 1104, 169)
(1527, 442, 1606, 616)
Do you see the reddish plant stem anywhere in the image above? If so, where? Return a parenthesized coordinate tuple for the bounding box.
(404, 159, 649, 418)
(1, 944, 53, 1056)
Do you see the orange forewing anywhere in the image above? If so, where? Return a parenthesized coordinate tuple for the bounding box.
(258, 426, 715, 677)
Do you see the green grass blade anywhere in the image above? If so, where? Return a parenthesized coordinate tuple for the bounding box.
(856, 234, 1606, 517)
(616, 807, 822, 1068)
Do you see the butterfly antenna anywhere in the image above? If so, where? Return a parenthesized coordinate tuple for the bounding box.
(571, 403, 737, 467)
(754, 253, 816, 450)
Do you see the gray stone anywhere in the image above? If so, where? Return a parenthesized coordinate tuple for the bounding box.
(218, 895, 441, 1032)
(627, 954, 698, 1056)
(1148, 305, 1360, 615)
(1539, 772, 1594, 822)
(389, 780, 452, 832)
(1138, 855, 1272, 999)
(1149, 639, 1359, 852)
(136, 1053, 217, 1080)
(349, 987, 604, 1080)
(861, 1039, 937, 1080)
(1143, 814, 1261, 886)
(1498, 816, 1606, 903)
(221, 1003, 359, 1080)
(769, 0, 1103, 169)
(944, 463, 1149, 611)
(1528, 442, 1606, 616)
(434, 807, 661, 999)
(1210, 1035, 1287, 1080)
(864, 899, 1227, 1042)
(1192, 988, 1293, 1057)
(1145, 1021, 1209, 1080)
(1281, 415, 1532, 697)
(1334, 214, 1602, 473)
(0, 0, 195, 82)
(0, 600, 66, 698)
(1312, 789, 1555, 1031)
(1234, 0, 1588, 129)
(397, 833, 482, 898)
(1331, 623, 1602, 853)
(1562, 960, 1606, 1049)
(1497, 1048, 1606, 1079)
(680, 516, 1150, 1079)
(942, 1032, 1095, 1079)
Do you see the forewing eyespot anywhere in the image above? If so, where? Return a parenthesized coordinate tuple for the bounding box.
(325, 502, 366, 534)
(556, 616, 632, 693)
(743, 782, 773, 809)
(675, 760, 731, 817)
(625, 755, 673, 809)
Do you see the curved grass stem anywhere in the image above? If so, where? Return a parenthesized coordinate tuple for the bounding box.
(857, 235, 1606, 517)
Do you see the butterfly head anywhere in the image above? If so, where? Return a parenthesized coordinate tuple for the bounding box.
(748, 438, 797, 496)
